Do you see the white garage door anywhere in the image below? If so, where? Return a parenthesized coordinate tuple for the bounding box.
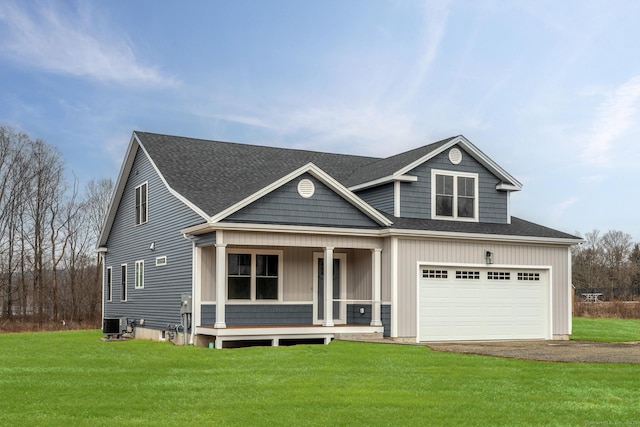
(419, 267, 549, 341)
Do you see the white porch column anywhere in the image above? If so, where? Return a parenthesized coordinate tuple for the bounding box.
(371, 248, 382, 326)
(214, 242, 227, 329)
(323, 246, 334, 327)
(193, 245, 202, 333)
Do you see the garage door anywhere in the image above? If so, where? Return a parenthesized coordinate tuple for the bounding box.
(419, 267, 549, 341)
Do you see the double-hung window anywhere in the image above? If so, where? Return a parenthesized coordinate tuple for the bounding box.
(227, 250, 282, 301)
(106, 266, 112, 302)
(121, 264, 127, 302)
(135, 182, 148, 225)
(135, 260, 144, 289)
(431, 170, 478, 221)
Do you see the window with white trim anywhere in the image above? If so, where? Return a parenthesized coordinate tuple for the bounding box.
(135, 260, 144, 289)
(431, 170, 478, 221)
(227, 250, 282, 301)
(156, 256, 167, 267)
(488, 271, 510, 280)
(135, 182, 148, 225)
(120, 264, 127, 302)
(106, 266, 112, 302)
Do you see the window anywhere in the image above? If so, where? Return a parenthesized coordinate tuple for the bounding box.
(135, 260, 144, 289)
(518, 272, 540, 281)
(488, 271, 510, 280)
(121, 264, 127, 301)
(227, 250, 282, 301)
(135, 182, 148, 225)
(431, 170, 478, 221)
(155, 256, 167, 267)
(456, 270, 480, 280)
(106, 267, 112, 302)
(423, 269, 448, 279)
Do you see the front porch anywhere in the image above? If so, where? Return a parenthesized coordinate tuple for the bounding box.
(195, 324, 384, 348)
(189, 228, 389, 347)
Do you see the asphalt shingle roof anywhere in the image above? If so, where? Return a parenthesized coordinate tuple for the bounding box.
(135, 131, 579, 241)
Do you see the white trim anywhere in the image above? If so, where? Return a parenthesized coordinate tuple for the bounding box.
(431, 169, 479, 222)
(209, 162, 393, 227)
(214, 241, 227, 328)
(226, 248, 284, 303)
(387, 228, 583, 246)
(390, 237, 398, 338)
(155, 256, 167, 266)
(313, 252, 347, 325)
(416, 261, 552, 342)
(496, 183, 520, 191)
(394, 181, 401, 217)
(348, 174, 417, 192)
(135, 135, 210, 220)
(567, 247, 572, 335)
(134, 260, 144, 289)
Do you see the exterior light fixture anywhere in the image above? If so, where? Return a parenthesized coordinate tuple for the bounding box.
(149, 242, 155, 251)
(485, 251, 493, 265)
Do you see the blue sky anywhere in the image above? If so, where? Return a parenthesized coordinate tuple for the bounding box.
(1, 0, 638, 242)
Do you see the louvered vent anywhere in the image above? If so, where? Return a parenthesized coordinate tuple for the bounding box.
(297, 178, 315, 198)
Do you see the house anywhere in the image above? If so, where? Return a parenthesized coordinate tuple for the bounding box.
(98, 131, 581, 347)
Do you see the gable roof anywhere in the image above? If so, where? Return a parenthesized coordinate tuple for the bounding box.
(347, 135, 523, 191)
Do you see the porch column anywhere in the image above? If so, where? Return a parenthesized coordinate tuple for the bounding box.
(214, 243, 227, 329)
(323, 246, 334, 327)
(193, 245, 202, 332)
(371, 248, 382, 326)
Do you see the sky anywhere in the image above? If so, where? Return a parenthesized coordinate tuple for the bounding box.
(0, 0, 639, 242)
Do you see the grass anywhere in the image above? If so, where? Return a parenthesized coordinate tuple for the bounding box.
(572, 317, 640, 342)
(0, 328, 638, 426)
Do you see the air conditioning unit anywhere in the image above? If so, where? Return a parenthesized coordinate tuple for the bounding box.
(102, 317, 128, 336)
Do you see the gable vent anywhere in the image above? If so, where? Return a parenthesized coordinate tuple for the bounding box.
(297, 179, 315, 198)
(449, 148, 462, 165)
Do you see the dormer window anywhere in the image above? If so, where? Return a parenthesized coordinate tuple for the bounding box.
(431, 170, 478, 221)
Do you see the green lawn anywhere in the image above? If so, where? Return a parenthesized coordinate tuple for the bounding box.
(572, 317, 640, 342)
(0, 328, 637, 426)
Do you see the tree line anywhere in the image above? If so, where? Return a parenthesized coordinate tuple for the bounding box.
(0, 126, 113, 325)
(572, 230, 640, 300)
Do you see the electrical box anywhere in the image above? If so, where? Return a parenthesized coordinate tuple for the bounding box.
(180, 294, 192, 314)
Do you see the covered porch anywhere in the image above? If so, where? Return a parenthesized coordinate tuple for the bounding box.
(187, 227, 387, 348)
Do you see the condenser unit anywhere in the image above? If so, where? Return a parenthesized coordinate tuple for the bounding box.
(102, 317, 128, 336)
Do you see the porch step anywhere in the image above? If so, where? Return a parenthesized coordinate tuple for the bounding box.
(334, 332, 385, 342)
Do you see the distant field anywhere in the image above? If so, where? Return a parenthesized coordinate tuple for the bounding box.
(0, 327, 637, 426)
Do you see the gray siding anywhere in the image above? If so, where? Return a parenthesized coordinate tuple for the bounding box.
(227, 174, 379, 228)
(355, 183, 394, 215)
(400, 145, 509, 224)
(347, 304, 371, 325)
(103, 147, 204, 330)
(226, 305, 313, 325)
(382, 304, 391, 337)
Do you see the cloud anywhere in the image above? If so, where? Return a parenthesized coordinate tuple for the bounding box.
(582, 75, 640, 166)
(0, 1, 178, 88)
(552, 196, 579, 223)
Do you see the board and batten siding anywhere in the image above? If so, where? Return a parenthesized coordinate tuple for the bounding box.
(393, 238, 571, 338)
(227, 173, 379, 228)
(399, 145, 509, 223)
(103, 147, 204, 330)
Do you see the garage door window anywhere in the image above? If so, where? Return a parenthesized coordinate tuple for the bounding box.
(518, 272, 540, 281)
(423, 269, 448, 279)
(456, 270, 480, 279)
(488, 271, 510, 280)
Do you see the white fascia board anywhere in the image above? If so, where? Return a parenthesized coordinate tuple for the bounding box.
(393, 135, 523, 191)
(97, 133, 139, 247)
(384, 227, 583, 246)
(181, 221, 384, 239)
(209, 162, 393, 227)
(348, 174, 417, 192)
(135, 137, 210, 221)
(496, 183, 520, 191)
